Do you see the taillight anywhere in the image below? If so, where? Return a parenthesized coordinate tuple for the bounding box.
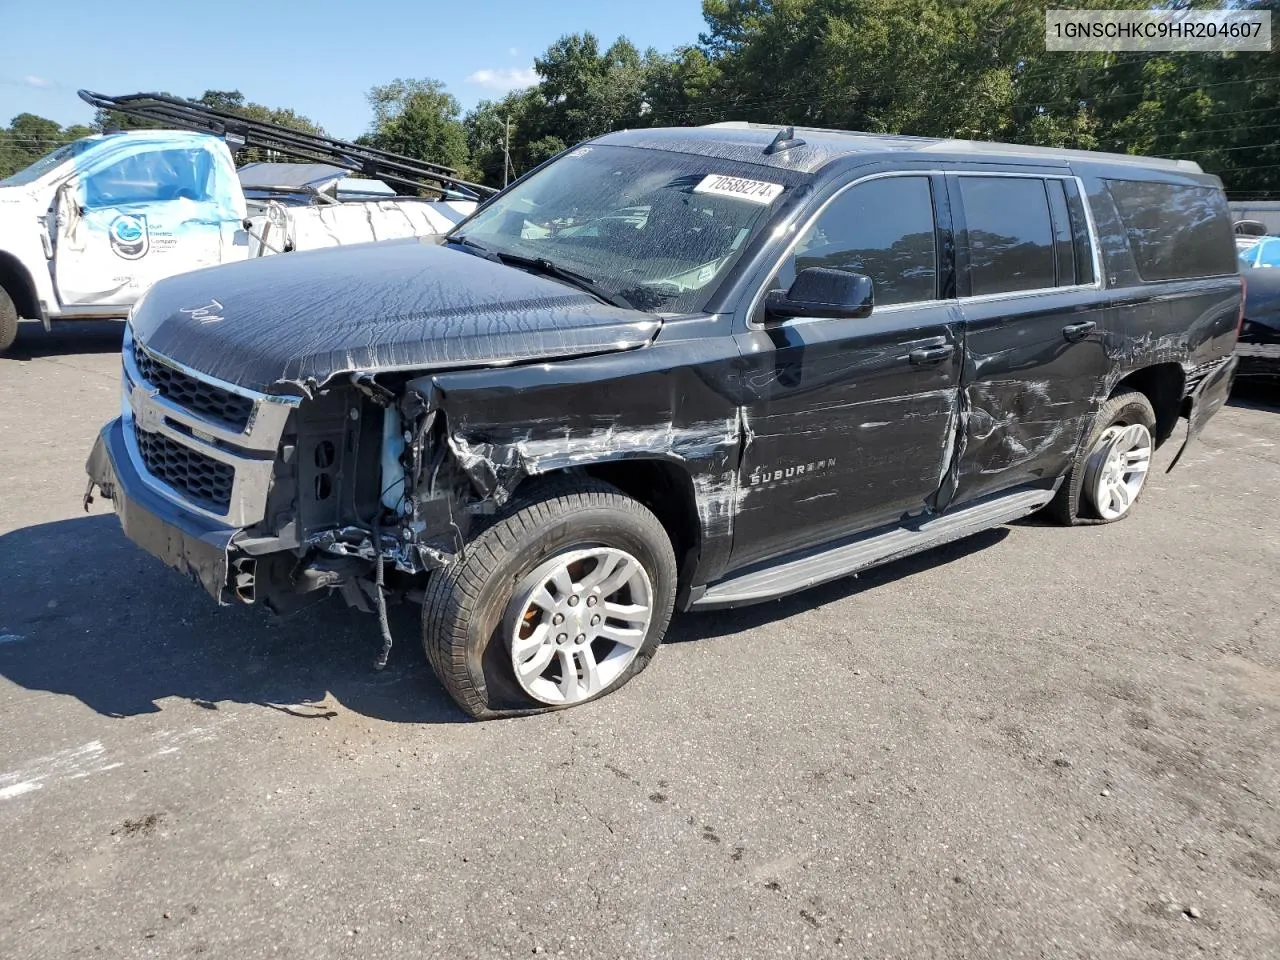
(1237, 273, 1247, 338)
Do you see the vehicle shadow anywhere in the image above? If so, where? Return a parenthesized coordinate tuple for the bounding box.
(0, 514, 1010, 722)
(0, 513, 466, 724)
(1229, 379, 1280, 411)
(6, 319, 125, 361)
(668, 527, 1010, 643)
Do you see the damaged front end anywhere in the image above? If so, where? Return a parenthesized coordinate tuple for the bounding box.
(85, 326, 482, 622)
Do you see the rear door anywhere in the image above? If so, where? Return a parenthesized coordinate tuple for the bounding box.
(53, 141, 245, 309)
(943, 171, 1110, 507)
(729, 172, 964, 570)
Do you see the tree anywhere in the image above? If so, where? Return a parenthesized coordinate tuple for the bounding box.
(363, 78, 470, 175)
(0, 113, 95, 179)
(533, 34, 665, 144)
(464, 89, 543, 186)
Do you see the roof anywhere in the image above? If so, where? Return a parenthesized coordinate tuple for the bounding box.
(237, 162, 347, 191)
(595, 122, 1203, 175)
(337, 177, 396, 198)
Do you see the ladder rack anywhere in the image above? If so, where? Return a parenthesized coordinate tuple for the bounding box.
(78, 89, 497, 200)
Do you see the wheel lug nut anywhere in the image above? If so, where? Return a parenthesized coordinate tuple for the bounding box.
(575, 634, 586, 643)
(552, 613, 564, 625)
(568, 595, 579, 606)
(556, 633, 568, 644)
(586, 596, 597, 607)
(590, 615, 601, 626)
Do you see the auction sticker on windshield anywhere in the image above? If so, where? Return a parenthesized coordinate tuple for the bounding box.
(693, 174, 784, 205)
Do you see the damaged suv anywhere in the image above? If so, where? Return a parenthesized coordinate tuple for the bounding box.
(85, 123, 1241, 718)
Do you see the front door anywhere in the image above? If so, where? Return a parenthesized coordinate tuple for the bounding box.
(729, 173, 963, 571)
(54, 141, 244, 309)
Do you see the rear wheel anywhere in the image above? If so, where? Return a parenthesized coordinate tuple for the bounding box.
(1047, 389, 1157, 525)
(421, 480, 677, 718)
(0, 286, 18, 355)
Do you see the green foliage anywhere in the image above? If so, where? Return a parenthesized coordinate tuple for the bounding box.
(0, 113, 91, 179)
(7, 2, 1280, 195)
(463, 31, 676, 186)
(363, 78, 471, 179)
(458, 0, 1280, 196)
(684, 0, 1280, 194)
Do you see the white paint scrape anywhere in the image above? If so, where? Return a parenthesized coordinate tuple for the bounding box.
(0, 740, 116, 801)
(0, 781, 41, 800)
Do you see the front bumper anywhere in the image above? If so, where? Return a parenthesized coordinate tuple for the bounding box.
(86, 417, 237, 603)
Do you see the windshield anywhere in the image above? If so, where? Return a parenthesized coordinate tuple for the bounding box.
(454, 144, 802, 313)
(0, 137, 100, 188)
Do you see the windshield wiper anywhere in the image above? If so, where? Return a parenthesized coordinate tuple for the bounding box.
(493, 252, 637, 310)
(444, 234, 500, 262)
(445, 236, 636, 310)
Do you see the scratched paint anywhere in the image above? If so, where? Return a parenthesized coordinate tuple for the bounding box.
(85, 133, 1244, 645)
(0, 740, 116, 801)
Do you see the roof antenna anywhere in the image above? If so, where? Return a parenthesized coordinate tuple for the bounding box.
(764, 126, 806, 155)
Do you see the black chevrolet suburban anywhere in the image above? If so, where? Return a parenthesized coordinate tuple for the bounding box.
(85, 123, 1241, 718)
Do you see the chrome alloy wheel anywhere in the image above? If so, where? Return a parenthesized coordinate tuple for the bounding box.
(506, 547, 654, 705)
(1086, 422, 1153, 521)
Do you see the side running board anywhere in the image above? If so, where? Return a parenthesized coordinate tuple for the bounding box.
(690, 485, 1058, 611)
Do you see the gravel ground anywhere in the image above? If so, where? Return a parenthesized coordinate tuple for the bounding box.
(1, 319, 1277, 960)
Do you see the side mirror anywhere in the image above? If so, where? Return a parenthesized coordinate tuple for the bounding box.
(765, 267, 874, 320)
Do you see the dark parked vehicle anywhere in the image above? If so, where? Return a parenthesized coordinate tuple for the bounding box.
(1237, 239, 1280, 381)
(1239, 272, 1280, 381)
(85, 123, 1242, 718)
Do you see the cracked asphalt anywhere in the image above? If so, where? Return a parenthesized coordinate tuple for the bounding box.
(1, 319, 1278, 959)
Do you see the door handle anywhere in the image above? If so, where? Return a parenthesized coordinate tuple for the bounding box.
(1062, 320, 1096, 343)
(908, 344, 955, 365)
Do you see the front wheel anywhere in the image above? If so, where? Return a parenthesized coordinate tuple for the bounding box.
(0, 286, 19, 355)
(421, 480, 677, 718)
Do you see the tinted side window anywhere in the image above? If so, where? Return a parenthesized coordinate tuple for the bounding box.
(778, 176, 937, 307)
(959, 177, 1056, 295)
(1106, 179, 1237, 281)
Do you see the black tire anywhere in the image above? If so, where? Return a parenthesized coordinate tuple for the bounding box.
(0, 285, 18, 355)
(1046, 389, 1158, 526)
(421, 479, 677, 719)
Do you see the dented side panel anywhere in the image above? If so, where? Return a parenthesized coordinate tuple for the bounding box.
(947, 169, 1241, 510)
(952, 289, 1112, 505)
(410, 313, 748, 585)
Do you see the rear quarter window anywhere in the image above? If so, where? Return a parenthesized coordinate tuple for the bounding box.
(1106, 179, 1237, 281)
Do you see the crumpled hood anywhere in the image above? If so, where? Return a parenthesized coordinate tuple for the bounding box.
(130, 239, 660, 394)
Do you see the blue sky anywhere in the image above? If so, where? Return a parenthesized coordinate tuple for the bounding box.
(0, 0, 709, 139)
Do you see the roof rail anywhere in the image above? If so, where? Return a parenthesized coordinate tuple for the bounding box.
(78, 89, 497, 199)
(701, 120, 1203, 173)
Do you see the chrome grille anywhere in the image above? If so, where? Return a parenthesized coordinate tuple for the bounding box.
(132, 340, 254, 431)
(133, 423, 235, 513)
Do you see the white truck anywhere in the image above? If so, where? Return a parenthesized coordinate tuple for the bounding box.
(0, 90, 494, 354)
